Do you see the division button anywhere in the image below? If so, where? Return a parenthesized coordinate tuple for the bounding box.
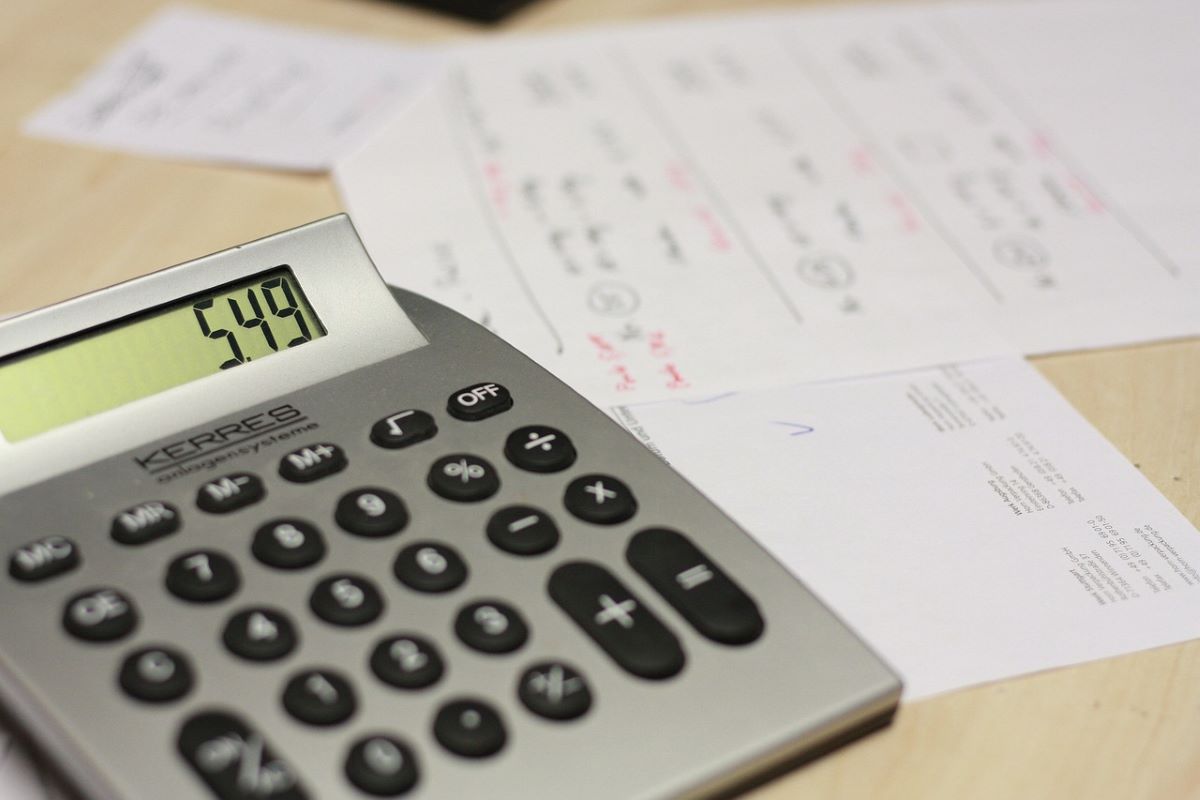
(223, 607, 298, 662)
(278, 443, 347, 484)
(282, 668, 357, 726)
(432, 699, 506, 758)
(517, 661, 592, 721)
(335, 488, 409, 538)
(371, 410, 437, 450)
(119, 645, 194, 703)
(427, 455, 499, 502)
(252, 519, 326, 570)
(548, 561, 684, 680)
(370, 634, 444, 691)
(563, 474, 637, 525)
(63, 587, 138, 642)
(196, 472, 265, 514)
(454, 600, 528, 654)
(178, 711, 308, 800)
(346, 735, 420, 797)
(446, 382, 512, 422)
(486, 506, 560, 556)
(627, 528, 764, 646)
(110, 502, 180, 545)
(393, 542, 468, 593)
(504, 425, 576, 473)
(310, 574, 384, 627)
(166, 550, 241, 603)
(9, 535, 80, 582)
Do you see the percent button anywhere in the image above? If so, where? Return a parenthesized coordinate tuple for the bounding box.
(504, 426, 576, 473)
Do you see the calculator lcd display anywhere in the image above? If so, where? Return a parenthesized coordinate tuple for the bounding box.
(0, 267, 325, 443)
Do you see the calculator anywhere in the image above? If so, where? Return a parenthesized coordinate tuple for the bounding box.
(0, 216, 900, 800)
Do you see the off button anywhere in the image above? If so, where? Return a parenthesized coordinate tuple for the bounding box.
(447, 382, 512, 422)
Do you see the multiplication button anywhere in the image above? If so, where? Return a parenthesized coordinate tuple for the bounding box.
(278, 443, 347, 484)
(446, 382, 512, 422)
(9, 536, 80, 582)
(119, 645, 193, 703)
(111, 502, 179, 545)
(196, 472, 264, 514)
(371, 410, 437, 449)
(563, 474, 637, 525)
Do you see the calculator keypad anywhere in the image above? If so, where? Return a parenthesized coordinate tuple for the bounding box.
(165, 550, 241, 603)
(486, 505, 560, 556)
(223, 607, 298, 662)
(504, 425, 576, 473)
(454, 600, 528, 654)
(63, 587, 138, 642)
(370, 409, 437, 449)
(110, 501, 180, 545)
(179, 711, 308, 799)
(426, 454, 500, 502)
(335, 488, 408, 537)
(432, 699, 506, 758)
(119, 645, 194, 703)
(310, 574, 384, 627)
(282, 668, 357, 726)
(345, 735, 420, 796)
(392, 542, 468, 593)
(517, 661, 592, 721)
(278, 443, 347, 484)
(370, 634, 445, 691)
(8, 536, 80, 582)
(196, 472, 265, 514)
(252, 520, 327, 570)
(445, 382, 512, 421)
(563, 474, 638, 525)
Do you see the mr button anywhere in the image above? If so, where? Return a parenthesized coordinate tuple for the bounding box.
(447, 382, 512, 422)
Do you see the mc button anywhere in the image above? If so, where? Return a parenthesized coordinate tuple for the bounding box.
(447, 383, 512, 422)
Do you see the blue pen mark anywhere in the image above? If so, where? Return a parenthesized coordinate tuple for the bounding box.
(772, 421, 815, 436)
(682, 392, 739, 406)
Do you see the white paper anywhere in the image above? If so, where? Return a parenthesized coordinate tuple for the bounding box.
(616, 357, 1200, 699)
(0, 730, 63, 800)
(336, 0, 1199, 407)
(24, 6, 441, 171)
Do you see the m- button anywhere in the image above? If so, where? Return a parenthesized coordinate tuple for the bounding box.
(196, 472, 265, 514)
(447, 382, 512, 422)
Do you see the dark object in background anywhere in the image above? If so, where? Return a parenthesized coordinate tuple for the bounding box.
(389, 0, 542, 22)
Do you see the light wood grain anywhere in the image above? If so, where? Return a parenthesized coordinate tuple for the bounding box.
(1, 1, 1197, 798)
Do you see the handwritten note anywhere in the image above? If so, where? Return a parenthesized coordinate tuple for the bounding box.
(337, 1, 1200, 406)
(617, 356, 1200, 699)
(24, 6, 441, 171)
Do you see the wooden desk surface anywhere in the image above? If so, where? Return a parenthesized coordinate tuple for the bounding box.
(1, 1, 1197, 798)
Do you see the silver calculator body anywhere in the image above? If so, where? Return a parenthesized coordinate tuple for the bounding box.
(0, 216, 900, 800)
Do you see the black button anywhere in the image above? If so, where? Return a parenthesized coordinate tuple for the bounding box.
(486, 506, 560, 556)
(371, 410, 437, 450)
(166, 550, 240, 603)
(196, 472, 265, 514)
(393, 542, 467, 593)
(278, 443, 347, 484)
(310, 574, 384, 627)
(335, 488, 409, 538)
(252, 519, 326, 570)
(627, 528, 764, 646)
(346, 735, 420, 797)
(446, 382, 512, 422)
(563, 474, 637, 525)
(63, 588, 138, 642)
(223, 607, 298, 662)
(179, 711, 307, 800)
(110, 502, 180, 545)
(9, 536, 80, 582)
(370, 634, 444, 691)
(432, 699, 506, 758)
(427, 454, 500, 502)
(517, 661, 592, 721)
(454, 600, 528, 654)
(504, 426, 576, 473)
(119, 645, 193, 703)
(548, 561, 684, 680)
(282, 668, 357, 726)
